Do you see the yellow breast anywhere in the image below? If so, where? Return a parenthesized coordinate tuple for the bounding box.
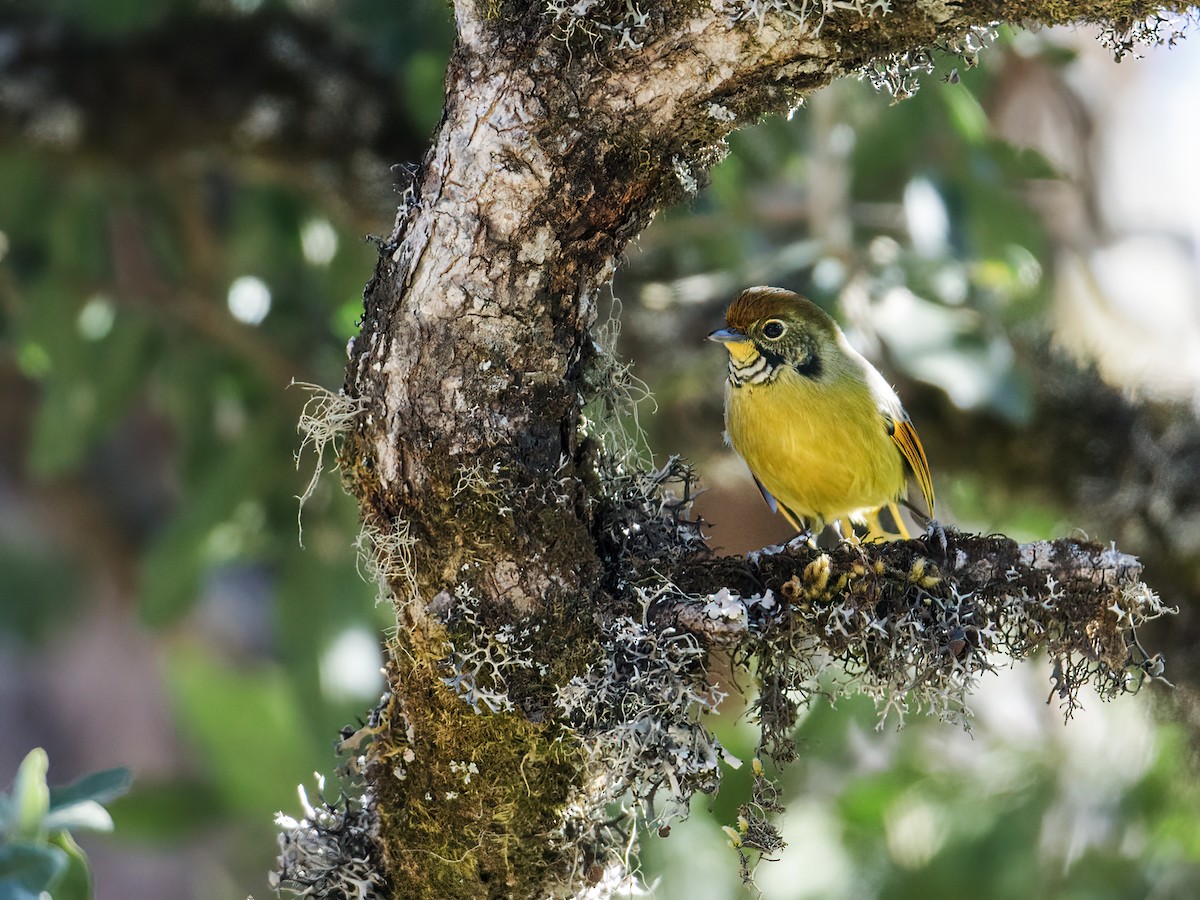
(725, 367, 905, 526)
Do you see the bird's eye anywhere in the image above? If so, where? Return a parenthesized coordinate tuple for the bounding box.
(762, 320, 786, 340)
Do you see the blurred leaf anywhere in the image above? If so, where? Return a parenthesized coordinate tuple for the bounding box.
(0, 844, 67, 900)
(45, 832, 90, 900)
(946, 475, 1063, 541)
(48, 767, 133, 813)
(139, 435, 268, 625)
(331, 297, 365, 341)
(25, 306, 154, 478)
(987, 139, 1061, 180)
(0, 547, 80, 641)
(8, 750, 49, 841)
(27, 0, 185, 34)
(405, 52, 449, 133)
(41, 802, 112, 835)
(939, 83, 988, 145)
(839, 770, 914, 830)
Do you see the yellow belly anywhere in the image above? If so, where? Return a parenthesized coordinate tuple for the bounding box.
(725, 370, 905, 525)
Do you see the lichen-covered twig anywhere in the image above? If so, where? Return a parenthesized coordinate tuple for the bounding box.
(640, 528, 1171, 758)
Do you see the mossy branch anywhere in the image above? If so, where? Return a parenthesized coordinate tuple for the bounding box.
(643, 530, 1169, 751)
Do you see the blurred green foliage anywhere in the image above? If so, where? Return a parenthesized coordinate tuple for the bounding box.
(0, 3, 423, 891)
(0, 1, 1197, 898)
(0, 748, 131, 900)
(641, 685, 1200, 898)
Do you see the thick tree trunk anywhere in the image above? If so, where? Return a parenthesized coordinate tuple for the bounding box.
(329, 3, 1187, 896)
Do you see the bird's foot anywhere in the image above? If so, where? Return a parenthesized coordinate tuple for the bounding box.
(786, 530, 818, 551)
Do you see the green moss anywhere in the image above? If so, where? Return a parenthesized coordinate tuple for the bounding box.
(338, 427, 608, 894)
(369, 653, 586, 899)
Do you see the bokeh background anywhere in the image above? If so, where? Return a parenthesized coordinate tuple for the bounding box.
(2, 2, 1199, 898)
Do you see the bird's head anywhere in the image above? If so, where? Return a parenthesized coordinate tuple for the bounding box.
(707, 286, 837, 383)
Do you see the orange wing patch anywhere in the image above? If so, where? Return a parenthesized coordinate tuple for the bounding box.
(889, 416, 935, 517)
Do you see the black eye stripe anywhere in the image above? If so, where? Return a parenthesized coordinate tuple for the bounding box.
(758, 345, 787, 371)
(795, 353, 822, 380)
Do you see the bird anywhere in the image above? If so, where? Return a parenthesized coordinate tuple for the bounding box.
(708, 286, 934, 539)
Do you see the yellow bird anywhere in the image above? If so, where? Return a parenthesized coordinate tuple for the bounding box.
(708, 286, 934, 538)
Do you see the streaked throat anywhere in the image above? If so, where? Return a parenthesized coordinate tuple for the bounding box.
(728, 345, 785, 386)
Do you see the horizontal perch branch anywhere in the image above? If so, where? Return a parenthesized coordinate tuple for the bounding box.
(631, 527, 1170, 757)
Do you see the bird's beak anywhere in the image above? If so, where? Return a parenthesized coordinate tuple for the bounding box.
(707, 327, 757, 364)
(707, 327, 746, 344)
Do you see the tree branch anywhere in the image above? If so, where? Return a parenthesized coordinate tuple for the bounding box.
(898, 343, 1200, 670)
(656, 529, 1167, 749)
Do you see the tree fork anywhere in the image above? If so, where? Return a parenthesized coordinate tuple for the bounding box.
(334, 2, 1189, 896)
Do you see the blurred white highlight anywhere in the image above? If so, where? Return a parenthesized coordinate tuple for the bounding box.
(319, 627, 384, 701)
(227, 275, 272, 325)
(301, 218, 339, 266)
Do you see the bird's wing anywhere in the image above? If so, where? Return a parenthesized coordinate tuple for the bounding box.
(886, 413, 935, 517)
(753, 474, 779, 514)
(753, 475, 808, 532)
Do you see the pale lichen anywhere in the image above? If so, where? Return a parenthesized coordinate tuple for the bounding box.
(271, 774, 386, 899)
(544, 0, 652, 49)
(729, 0, 893, 36)
(354, 518, 418, 611)
(1098, 8, 1197, 60)
(554, 610, 729, 886)
(580, 295, 657, 469)
(859, 25, 996, 101)
(292, 381, 365, 545)
(437, 584, 544, 713)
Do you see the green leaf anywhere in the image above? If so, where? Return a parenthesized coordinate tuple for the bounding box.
(41, 802, 112, 835)
(46, 832, 90, 900)
(404, 52, 450, 133)
(48, 767, 133, 812)
(25, 311, 153, 478)
(987, 139, 1061, 180)
(0, 546, 81, 641)
(940, 82, 988, 145)
(0, 843, 68, 900)
(106, 781, 225, 844)
(9, 750, 49, 841)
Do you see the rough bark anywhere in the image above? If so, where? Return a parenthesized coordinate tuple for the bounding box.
(324, 2, 1189, 897)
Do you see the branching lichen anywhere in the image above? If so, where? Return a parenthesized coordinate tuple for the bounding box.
(649, 530, 1174, 765)
(723, 760, 787, 880)
(859, 25, 996, 100)
(354, 518, 418, 612)
(546, 606, 730, 894)
(271, 773, 386, 899)
(575, 488, 1172, 891)
(732, 0, 894, 37)
(580, 297, 657, 471)
(1098, 8, 1197, 60)
(544, 0, 653, 50)
(558, 612, 728, 820)
(437, 584, 542, 713)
